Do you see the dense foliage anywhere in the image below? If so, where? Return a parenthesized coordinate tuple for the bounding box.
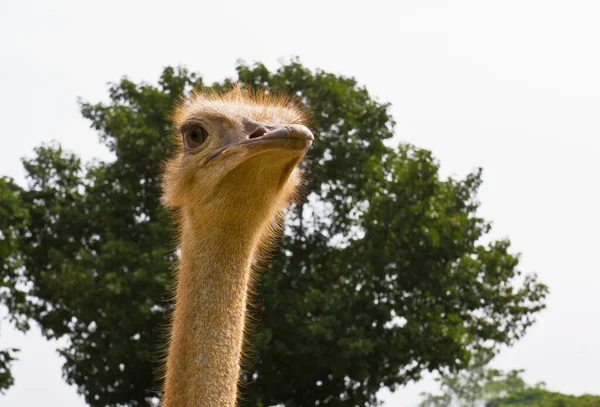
(0, 61, 548, 406)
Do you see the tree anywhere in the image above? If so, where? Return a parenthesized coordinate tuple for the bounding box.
(419, 350, 600, 407)
(419, 349, 529, 407)
(0, 349, 17, 394)
(488, 389, 600, 407)
(0, 60, 548, 406)
(0, 177, 29, 393)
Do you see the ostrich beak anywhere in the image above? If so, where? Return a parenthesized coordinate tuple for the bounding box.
(203, 124, 314, 165)
(240, 124, 314, 151)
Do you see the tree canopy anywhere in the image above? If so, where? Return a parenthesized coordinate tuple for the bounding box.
(0, 60, 548, 406)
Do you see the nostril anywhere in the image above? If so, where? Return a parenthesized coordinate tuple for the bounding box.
(247, 127, 268, 140)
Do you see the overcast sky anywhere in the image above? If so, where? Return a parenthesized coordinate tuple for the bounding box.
(1, 0, 599, 406)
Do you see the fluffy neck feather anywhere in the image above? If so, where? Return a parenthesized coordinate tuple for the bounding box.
(162, 191, 286, 406)
(163, 216, 255, 406)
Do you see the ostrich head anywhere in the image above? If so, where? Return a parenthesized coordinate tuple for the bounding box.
(163, 86, 313, 229)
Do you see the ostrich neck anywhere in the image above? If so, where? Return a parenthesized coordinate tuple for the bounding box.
(163, 214, 261, 407)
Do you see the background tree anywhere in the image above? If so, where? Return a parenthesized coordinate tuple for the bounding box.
(0, 349, 17, 394)
(419, 350, 600, 407)
(0, 60, 548, 406)
(0, 177, 30, 393)
(419, 349, 529, 407)
(488, 388, 600, 407)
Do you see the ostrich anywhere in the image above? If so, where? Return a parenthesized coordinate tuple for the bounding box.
(161, 86, 313, 406)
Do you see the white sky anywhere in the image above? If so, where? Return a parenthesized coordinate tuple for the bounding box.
(1, 0, 599, 406)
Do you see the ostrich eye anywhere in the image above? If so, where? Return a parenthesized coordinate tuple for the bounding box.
(183, 126, 208, 149)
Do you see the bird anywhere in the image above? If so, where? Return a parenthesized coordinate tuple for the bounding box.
(160, 85, 313, 406)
